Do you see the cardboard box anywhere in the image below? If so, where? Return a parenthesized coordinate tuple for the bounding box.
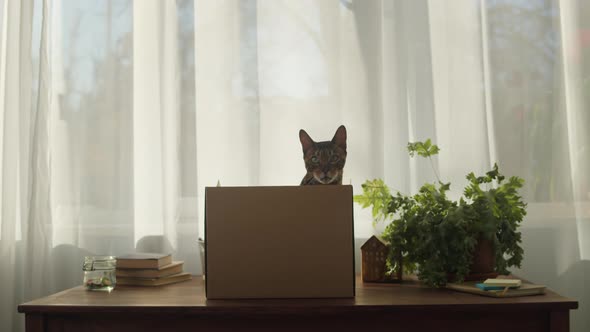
(205, 185, 355, 299)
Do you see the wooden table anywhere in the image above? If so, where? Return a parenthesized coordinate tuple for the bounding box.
(18, 276, 578, 332)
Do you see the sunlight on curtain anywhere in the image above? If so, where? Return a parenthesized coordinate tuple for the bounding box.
(428, 1, 492, 191)
(47, 0, 199, 274)
(133, 0, 180, 250)
(48, 1, 136, 289)
(478, 2, 588, 331)
(559, 0, 590, 260)
(0, 0, 52, 331)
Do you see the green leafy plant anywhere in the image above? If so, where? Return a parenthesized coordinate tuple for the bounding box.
(355, 140, 526, 287)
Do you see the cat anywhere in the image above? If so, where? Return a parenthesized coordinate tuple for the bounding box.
(299, 125, 347, 185)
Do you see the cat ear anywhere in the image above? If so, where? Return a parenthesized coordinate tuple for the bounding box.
(299, 129, 315, 152)
(332, 125, 347, 150)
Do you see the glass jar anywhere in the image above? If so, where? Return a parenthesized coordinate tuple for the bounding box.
(83, 256, 117, 292)
(198, 238, 205, 277)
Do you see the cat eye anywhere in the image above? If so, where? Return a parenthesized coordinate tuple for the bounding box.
(330, 155, 340, 162)
(311, 156, 319, 163)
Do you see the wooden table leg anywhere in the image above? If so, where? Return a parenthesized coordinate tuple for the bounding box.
(25, 313, 44, 332)
(550, 310, 569, 332)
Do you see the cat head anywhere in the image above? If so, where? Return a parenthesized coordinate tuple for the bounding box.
(299, 125, 347, 184)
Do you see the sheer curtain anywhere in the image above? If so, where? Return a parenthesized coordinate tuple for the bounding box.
(1, 0, 589, 332)
(1, 1, 198, 331)
(0, 0, 54, 331)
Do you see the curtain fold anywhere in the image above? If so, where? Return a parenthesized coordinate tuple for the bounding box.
(0, 1, 588, 331)
(132, 0, 180, 252)
(24, 0, 52, 302)
(428, 0, 492, 192)
(1, 0, 53, 331)
(559, 0, 590, 259)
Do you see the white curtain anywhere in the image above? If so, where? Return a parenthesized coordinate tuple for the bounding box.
(1, 0, 589, 331)
(0, 0, 54, 331)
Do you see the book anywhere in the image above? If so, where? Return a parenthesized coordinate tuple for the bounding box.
(447, 281, 546, 298)
(116, 272, 192, 287)
(476, 283, 513, 291)
(116, 253, 172, 269)
(483, 278, 522, 287)
(116, 261, 184, 279)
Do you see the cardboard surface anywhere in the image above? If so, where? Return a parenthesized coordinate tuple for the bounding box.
(205, 185, 354, 299)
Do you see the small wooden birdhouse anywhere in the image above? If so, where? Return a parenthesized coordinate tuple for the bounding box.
(361, 235, 389, 282)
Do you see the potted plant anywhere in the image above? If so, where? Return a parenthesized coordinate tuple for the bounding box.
(354, 140, 526, 287)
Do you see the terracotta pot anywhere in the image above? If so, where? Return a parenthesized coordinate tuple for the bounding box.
(463, 236, 498, 281)
(447, 236, 499, 282)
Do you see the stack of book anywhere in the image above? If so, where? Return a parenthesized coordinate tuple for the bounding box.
(115, 253, 191, 286)
(447, 278, 546, 298)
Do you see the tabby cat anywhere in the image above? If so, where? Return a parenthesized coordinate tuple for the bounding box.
(299, 125, 347, 185)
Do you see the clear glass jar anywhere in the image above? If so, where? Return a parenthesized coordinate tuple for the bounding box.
(198, 238, 205, 277)
(83, 256, 117, 292)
